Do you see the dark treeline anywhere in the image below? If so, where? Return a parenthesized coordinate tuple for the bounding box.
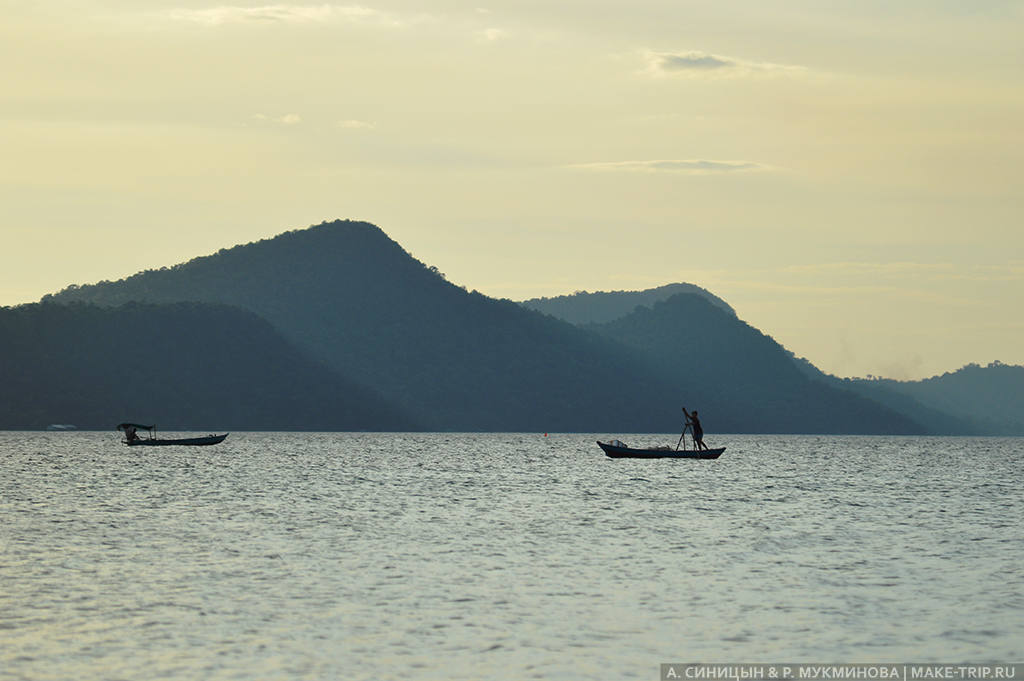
(522, 283, 736, 325)
(0, 301, 417, 431)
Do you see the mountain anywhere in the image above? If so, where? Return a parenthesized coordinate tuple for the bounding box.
(521, 283, 735, 324)
(0, 301, 417, 430)
(841, 363, 1024, 435)
(529, 283, 1024, 435)
(587, 294, 925, 434)
(788, 352, 1024, 434)
(38, 219, 938, 434)
(38, 218, 945, 434)
(43, 221, 685, 432)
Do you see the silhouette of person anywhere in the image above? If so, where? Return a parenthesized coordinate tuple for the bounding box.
(682, 407, 708, 450)
(126, 426, 137, 442)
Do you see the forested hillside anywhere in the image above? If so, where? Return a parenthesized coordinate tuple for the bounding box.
(44, 222, 684, 431)
(842, 363, 1024, 435)
(0, 301, 416, 430)
(44, 220, 927, 433)
(589, 294, 925, 434)
(789, 354, 1024, 435)
(521, 283, 735, 324)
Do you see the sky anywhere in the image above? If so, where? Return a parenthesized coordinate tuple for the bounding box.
(2, 0, 1022, 380)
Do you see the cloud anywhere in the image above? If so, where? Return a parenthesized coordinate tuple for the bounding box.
(568, 159, 769, 174)
(658, 52, 735, 71)
(253, 113, 302, 125)
(165, 4, 408, 28)
(643, 50, 807, 78)
(478, 27, 505, 42)
(337, 119, 376, 130)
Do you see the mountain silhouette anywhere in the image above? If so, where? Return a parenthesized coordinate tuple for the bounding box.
(44, 221, 685, 431)
(0, 301, 417, 430)
(839, 362, 1024, 435)
(588, 294, 925, 434)
(40, 219, 932, 433)
(522, 283, 735, 324)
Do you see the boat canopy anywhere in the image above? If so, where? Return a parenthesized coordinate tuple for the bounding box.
(117, 423, 154, 432)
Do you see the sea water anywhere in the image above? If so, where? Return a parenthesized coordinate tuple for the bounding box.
(1, 432, 1022, 680)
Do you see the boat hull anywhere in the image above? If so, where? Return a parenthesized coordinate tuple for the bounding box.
(126, 434, 228, 447)
(598, 441, 724, 459)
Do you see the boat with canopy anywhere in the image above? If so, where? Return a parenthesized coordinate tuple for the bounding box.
(117, 423, 228, 447)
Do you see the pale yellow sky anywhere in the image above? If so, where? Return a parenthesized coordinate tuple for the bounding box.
(2, 1, 1022, 379)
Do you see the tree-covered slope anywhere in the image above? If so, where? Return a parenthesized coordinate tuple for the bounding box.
(44, 221, 683, 431)
(521, 283, 735, 324)
(789, 355, 1023, 435)
(589, 294, 926, 434)
(43, 219, 934, 433)
(844, 363, 1024, 435)
(0, 301, 417, 430)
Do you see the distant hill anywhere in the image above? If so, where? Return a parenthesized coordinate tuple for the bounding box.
(842, 363, 1024, 435)
(521, 283, 735, 324)
(787, 354, 1024, 435)
(0, 301, 417, 430)
(588, 294, 925, 434)
(40, 218, 1001, 434)
(43, 221, 686, 432)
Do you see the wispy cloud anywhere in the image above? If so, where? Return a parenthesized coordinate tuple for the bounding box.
(568, 159, 770, 174)
(253, 113, 302, 125)
(643, 50, 807, 78)
(337, 119, 376, 130)
(657, 52, 734, 71)
(477, 27, 505, 42)
(165, 4, 410, 28)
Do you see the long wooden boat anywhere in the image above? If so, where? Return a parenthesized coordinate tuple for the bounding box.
(117, 423, 228, 447)
(598, 440, 725, 459)
(126, 433, 228, 447)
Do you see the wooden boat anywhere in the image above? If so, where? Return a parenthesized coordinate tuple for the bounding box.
(126, 433, 228, 447)
(118, 423, 228, 447)
(598, 440, 725, 459)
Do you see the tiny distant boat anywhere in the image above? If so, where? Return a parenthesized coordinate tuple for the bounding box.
(117, 423, 228, 447)
(597, 439, 725, 459)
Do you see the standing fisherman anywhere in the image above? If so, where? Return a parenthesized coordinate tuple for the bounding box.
(682, 407, 709, 451)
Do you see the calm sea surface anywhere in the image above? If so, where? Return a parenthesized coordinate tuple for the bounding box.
(2, 432, 1022, 680)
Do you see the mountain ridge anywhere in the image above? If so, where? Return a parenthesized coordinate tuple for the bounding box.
(587, 294, 925, 434)
(31, 218, 1021, 433)
(521, 283, 735, 324)
(523, 282, 1024, 435)
(43, 221, 686, 431)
